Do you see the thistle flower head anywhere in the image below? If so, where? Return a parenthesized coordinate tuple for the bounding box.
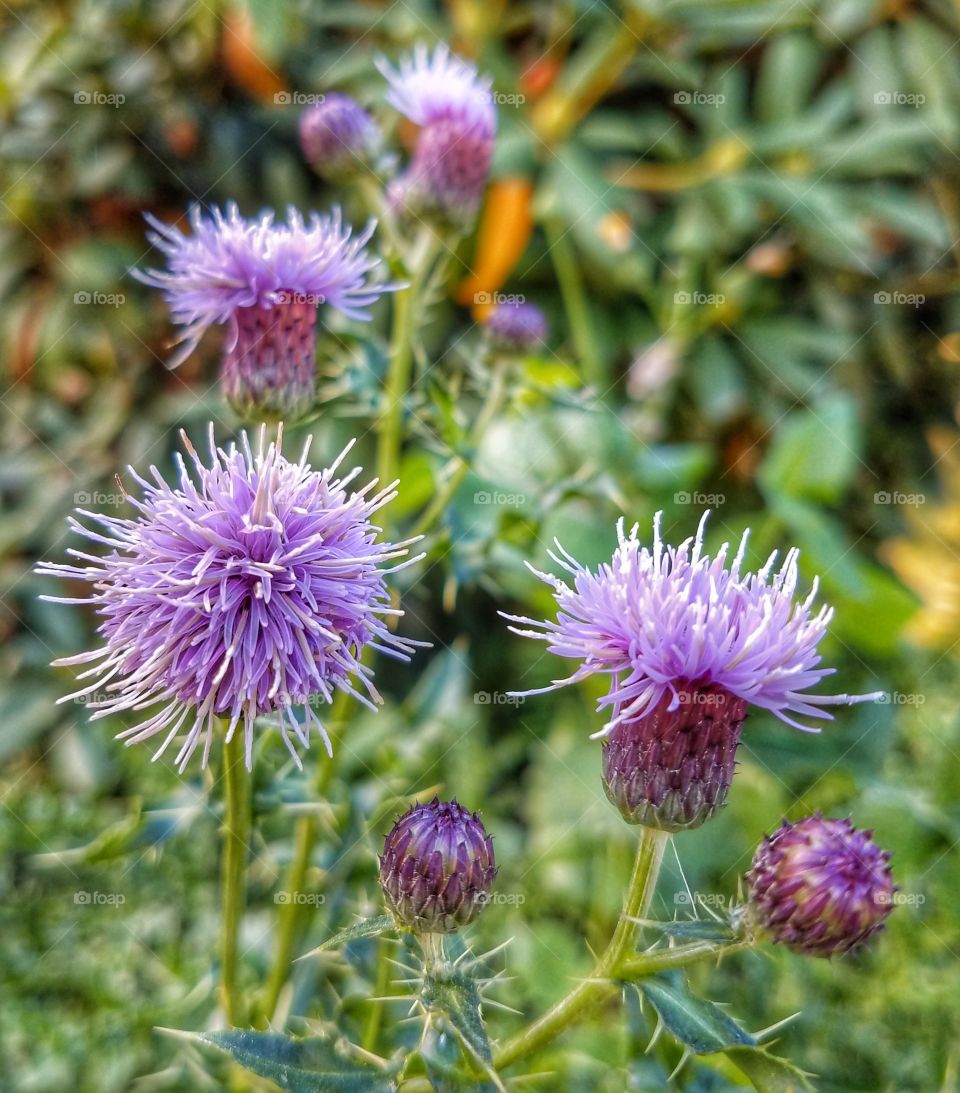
(379, 797, 497, 933)
(299, 93, 381, 179)
(507, 512, 880, 735)
(377, 43, 495, 140)
(37, 426, 423, 771)
(747, 814, 895, 957)
(377, 44, 495, 223)
(134, 203, 389, 369)
(486, 301, 548, 353)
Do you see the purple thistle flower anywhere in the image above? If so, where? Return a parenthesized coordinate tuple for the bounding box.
(37, 425, 424, 772)
(379, 797, 497, 933)
(299, 93, 381, 180)
(486, 301, 548, 353)
(507, 512, 879, 733)
(506, 513, 881, 830)
(377, 43, 496, 223)
(747, 814, 895, 957)
(134, 203, 393, 420)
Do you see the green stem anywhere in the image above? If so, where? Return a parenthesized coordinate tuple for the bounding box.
(220, 727, 252, 1027)
(377, 230, 439, 489)
(258, 688, 353, 1025)
(493, 826, 668, 1069)
(257, 813, 318, 1024)
(411, 357, 510, 539)
(546, 219, 605, 391)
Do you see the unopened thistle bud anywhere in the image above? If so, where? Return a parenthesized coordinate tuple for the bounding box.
(747, 814, 895, 957)
(485, 301, 548, 354)
(379, 797, 497, 933)
(299, 93, 380, 180)
(601, 685, 747, 831)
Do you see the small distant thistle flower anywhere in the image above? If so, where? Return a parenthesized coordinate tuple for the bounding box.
(747, 814, 895, 957)
(299, 93, 381, 180)
(506, 513, 881, 831)
(379, 797, 497, 933)
(485, 301, 548, 354)
(135, 203, 391, 421)
(37, 426, 423, 771)
(377, 43, 496, 224)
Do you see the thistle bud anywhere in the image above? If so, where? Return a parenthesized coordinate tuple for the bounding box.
(299, 94, 380, 180)
(747, 814, 895, 957)
(485, 301, 548, 354)
(220, 295, 318, 423)
(601, 685, 747, 832)
(379, 797, 497, 933)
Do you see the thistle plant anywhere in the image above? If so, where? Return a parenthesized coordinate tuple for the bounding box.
(26, 26, 926, 1093)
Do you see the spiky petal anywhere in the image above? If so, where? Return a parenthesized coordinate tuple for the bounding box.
(379, 797, 497, 933)
(37, 426, 424, 771)
(506, 512, 881, 736)
(747, 814, 896, 956)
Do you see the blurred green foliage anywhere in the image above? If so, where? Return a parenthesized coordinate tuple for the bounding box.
(3, 0, 960, 1090)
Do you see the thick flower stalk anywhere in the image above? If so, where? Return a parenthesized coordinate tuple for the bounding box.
(38, 425, 422, 771)
(506, 512, 881, 830)
(377, 43, 496, 225)
(747, 814, 896, 956)
(299, 93, 381, 180)
(135, 203, 391, 421)
(379, 797, 497, 933)
(486, 300, 548, 353)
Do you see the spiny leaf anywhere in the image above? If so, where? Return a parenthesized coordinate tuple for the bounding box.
(172, 1028, 395, 1092)
(421, 967, 504, 1089)
(303, 915, 397, 957)
(725, 1045, 817, 1092)
(638, 972, 756, 1055)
